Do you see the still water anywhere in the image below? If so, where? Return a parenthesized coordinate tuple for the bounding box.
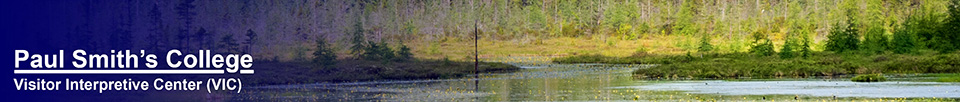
(234, 57, 960, 101)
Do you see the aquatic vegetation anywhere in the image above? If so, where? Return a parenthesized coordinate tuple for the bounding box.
(242, 60, 520, 85)
(620, 52, 960, 79)
(919, 73, 960, 82)
(552, 54, 693, 64)
(851, 74, 886, 82)
(938, 77, 960, 82)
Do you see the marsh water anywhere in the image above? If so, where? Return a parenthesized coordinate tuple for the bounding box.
(233, 57, 960, 101)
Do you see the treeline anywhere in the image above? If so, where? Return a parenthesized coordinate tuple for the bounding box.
(46, 0, 954, 61)
(818, 0, 960, 55)
(688, 0, 960, 56)
(311, 21, 415, 69)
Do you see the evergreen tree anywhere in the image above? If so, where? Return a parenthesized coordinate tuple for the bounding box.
(893, 15, 922, 54)
(697, 35, 713, 52)
(780, 35, 799, 59)
(826, 12, 861, 53)
(176, 0, 196, 49)
(147, 3, 164, 52)
(673, 0, 699, 35)
(313, 36, 337, 68)
(379, 42, 395, 61)
(350, 21, 366, 57)
(111, 3, 134, 50)
(892, 25, 917, 54)
(800, 33, 813, 58)
(862, 25, 888, 54)
(749, 29, 774, 56)
(396, 42, 413, 61)
(195, 28, 211, 49)
(911, 11, 944, 50)
(936, 0, 960, 52)
(360, 41, 394, 61)
(244, 29, 257, 53)
(218, 34, 239, 53)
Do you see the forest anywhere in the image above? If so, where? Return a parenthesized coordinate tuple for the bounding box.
(14, 0, 960, 101)
(32, 0, 960, 82)
(41, 0, 955, 60)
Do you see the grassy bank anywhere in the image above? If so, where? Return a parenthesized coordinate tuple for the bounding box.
(409, 35, 733, 60)
(636, 52, 960, 79)
(551, 54, 694, 64)
(554, 51, 960, 79)
(851, 74, 887, 82)
(242, 59, 519, 85)
(916, 73, 960, 82)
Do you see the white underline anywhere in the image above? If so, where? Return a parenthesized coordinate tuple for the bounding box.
(12, 70, 253, 74)
(239, 70, 254, 74)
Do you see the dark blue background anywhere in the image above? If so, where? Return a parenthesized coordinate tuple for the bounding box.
(1, 1, 250, 101)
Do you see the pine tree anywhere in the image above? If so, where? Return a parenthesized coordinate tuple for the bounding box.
(379, 42, 395, 61)
(313, 36, 337, 68)
(218, 34, 239, 53)
(936, 0, 960, 52)
(147, 3, 164, 52)
(826, 12, 861, 53)
(862, 25, 888, 54)
(350, 21, 366, 57)
(176, 0, 196, 49)
(360, 41, 395, 61)
(750, 28, 774, 56)
(780, 35, 799, 59)
(697, 35, 713, 52)
(673, 0, 699, 35)
(244, 29, 257, 53)
(800, 34, 813, 58)
(195, 28, 211, 49)
(892, 26, 917, 54)
(893, 15, 921, 54)
(396, 42, 413, 61)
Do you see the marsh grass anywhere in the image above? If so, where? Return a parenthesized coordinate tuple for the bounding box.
(634, 52, 960, 79)
(242, 59, 520, 85)
(407, 35, 705, 61)
(553, 50, 960, 79)
(916, 73, 960, 82)
(851, 74, 887, 82)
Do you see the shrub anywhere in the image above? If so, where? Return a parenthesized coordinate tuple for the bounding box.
(749, 29, 775, 56)
(633, 45, 650, 56)
(751, 41, 775, 56)
(561, 22, 582, 37)
(617, 24, 635, 40)
(851, 74, 886, 82)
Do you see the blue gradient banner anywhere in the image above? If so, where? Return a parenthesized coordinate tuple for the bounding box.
(2, 1, 257, 101)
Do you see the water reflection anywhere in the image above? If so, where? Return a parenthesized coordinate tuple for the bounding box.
(233, 56, 960, 101)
